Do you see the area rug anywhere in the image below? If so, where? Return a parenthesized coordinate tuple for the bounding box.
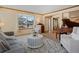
(17, 35, 67, 53)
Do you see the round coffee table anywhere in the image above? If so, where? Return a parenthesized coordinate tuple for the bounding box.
(27, 34, 43, 48)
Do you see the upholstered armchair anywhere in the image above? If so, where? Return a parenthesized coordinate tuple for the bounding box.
(0, 30, 16, 40)
(0, 30, 26, 53)
(60, 27, 79, 53)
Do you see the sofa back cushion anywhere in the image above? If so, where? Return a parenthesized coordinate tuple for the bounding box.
(72, 27, 77, 34)
(71, 33, 79, 40)
(71, 27, 79, 40)
(72, 27, 79, 34)
(76, 27, 79, 34)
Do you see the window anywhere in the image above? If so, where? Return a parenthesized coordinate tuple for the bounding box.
(18, 14, 35, 29)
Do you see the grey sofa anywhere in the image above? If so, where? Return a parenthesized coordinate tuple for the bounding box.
(60, 27, 79, 53)
(0, 30, 27, 53)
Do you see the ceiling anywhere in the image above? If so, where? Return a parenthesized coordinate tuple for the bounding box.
(2, 5, 75, 14)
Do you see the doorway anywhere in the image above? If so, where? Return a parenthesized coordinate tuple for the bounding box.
(45, 16, 52, 33)
(44, 16, 59, 40)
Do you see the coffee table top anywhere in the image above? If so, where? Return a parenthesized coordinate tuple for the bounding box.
(27, 34, 43, 39)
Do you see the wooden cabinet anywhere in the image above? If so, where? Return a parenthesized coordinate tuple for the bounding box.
(41, 24, 44, 33)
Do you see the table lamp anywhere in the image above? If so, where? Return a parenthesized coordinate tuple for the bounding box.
(0, 22, 4, 30)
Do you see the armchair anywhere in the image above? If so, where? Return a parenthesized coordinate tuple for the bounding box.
(0, 30, 26, 53)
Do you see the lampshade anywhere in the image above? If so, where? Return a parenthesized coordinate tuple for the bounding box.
(0, 22, 4, 27)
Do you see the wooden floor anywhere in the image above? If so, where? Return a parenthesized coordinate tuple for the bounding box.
(16, 30, 59, 42)
(42, 32, 59, 41)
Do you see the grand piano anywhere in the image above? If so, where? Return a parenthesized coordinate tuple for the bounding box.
(56, 18, 79, 39)
(62, 18, 79, 28)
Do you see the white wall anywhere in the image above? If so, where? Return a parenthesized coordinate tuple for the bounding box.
(0, 7, 43, 35)
(43, 6, 79, 31)
(0, 13, 18, 33)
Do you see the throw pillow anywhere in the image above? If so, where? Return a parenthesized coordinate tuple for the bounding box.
(76, 27, 79, 34)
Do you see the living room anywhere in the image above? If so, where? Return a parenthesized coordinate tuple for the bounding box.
(0, 5, 79, 53)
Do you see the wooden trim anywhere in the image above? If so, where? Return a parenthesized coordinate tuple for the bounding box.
(43, 5, 79, 15)
(45, 16, 52, 18)
(0, 6, 43, 15)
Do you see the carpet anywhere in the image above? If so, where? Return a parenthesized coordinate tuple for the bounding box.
(17, 35, 67, 53)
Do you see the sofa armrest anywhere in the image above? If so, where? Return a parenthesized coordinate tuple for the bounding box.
(6, 36, 16, 40)
(4, 47, 27, 53)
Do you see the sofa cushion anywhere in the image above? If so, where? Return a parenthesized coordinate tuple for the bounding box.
(6, 39, 17, 45)
(5, 47, 26, 53)
(61, 34, 71, 45)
